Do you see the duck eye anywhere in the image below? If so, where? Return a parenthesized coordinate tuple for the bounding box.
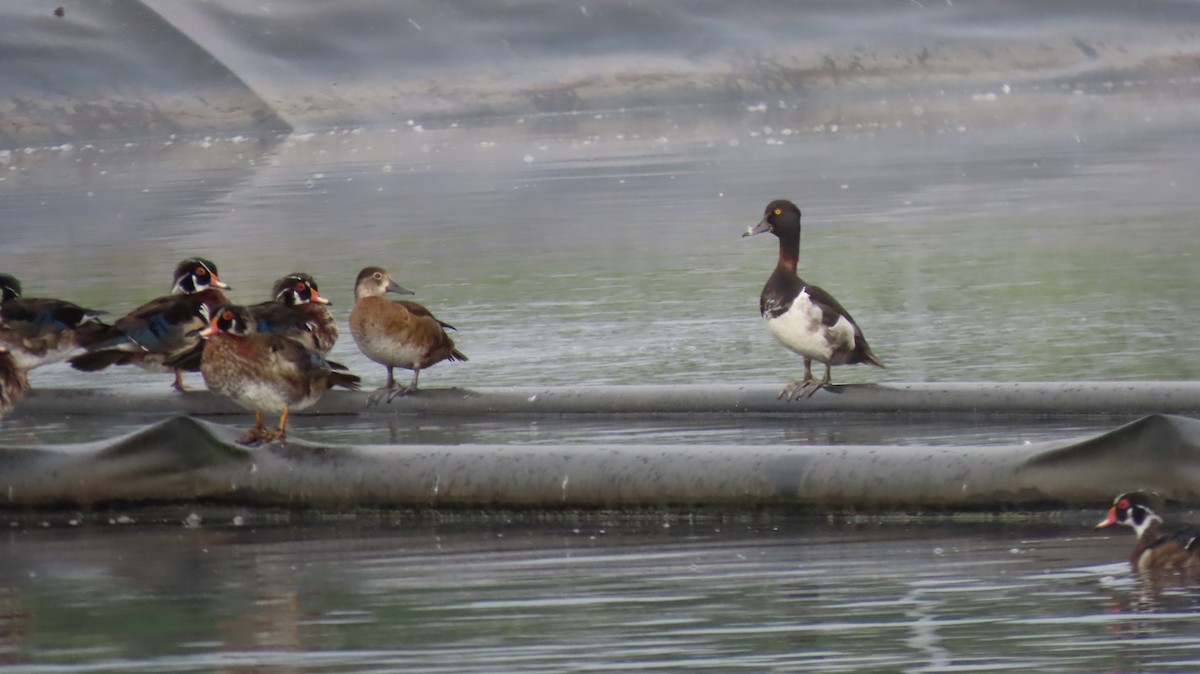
(774, 208, 782, 216)
(1117, 499, 1130, 510)
(221, 310, 234, 321)
(295, 282, 306, 291)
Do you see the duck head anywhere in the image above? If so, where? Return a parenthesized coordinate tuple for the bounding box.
(172, 257, 231, 295)
(354, 267, 415, 300)
(0, 274, 21, 302)
(1095, 491, 1164, 539)
(274, 273, 331, 306)
(199, 304, 255, 339)
(744, 199, 801, 238)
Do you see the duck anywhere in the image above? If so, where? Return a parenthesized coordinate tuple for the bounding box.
(0, 273, 118, 370)
(248, 273, 338, 356)
(0, 274, 21, 303)
(743, 199, 883, 400)
(1095, 491, 1200, 573)
(349, 266, 466, 403)
(0, 347, 30, 418)
(68, 257, 230, 391)
(195, 304, 361, 444)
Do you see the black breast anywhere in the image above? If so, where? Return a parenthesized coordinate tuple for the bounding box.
(760, 267, 802, 320)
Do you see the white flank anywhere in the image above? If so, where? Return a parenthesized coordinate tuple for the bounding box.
(11, 344, 75, 370)
(764, 289, 856, 362)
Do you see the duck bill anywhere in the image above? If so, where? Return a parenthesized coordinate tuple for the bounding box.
(197, 316, 220, 338)
(210, 276, 231, 290)
(386, 279, 415, 296)
(742, 216, 771, 238)
(1094, 507, 1119, 530)
(310, 289, 332, 305)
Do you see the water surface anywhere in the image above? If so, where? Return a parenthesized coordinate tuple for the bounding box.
(6, 98, 1200, 393)
(4, 27, 1200, 672)
(3, 517, 1199, 673)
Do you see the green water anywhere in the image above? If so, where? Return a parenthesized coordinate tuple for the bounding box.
(5, 102, 1200, 396)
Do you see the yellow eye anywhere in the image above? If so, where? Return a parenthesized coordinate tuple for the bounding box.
(774, 208, 782, 215)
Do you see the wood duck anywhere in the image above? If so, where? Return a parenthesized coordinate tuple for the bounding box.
(247, 273, 338, 356)
(744, 199, 883, 400)
(0, 347, 29, 418)
(1096, 491, 1200, 573)
(196, 304, 361, 444)
(0, 274, 21, 303)
(68, 258, 230, 390)
(349, 266, 466, 403)
(0, 273, 118, 370)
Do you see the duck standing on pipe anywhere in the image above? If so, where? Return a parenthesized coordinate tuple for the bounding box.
(744, 199, 884, 400)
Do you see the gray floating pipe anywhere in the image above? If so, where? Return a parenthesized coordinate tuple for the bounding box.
(3, 414, 1200, 511)
(15, 381, 1200, 417)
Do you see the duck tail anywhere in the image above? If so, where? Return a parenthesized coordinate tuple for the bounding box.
(330, 371, 361, 391)
(68, 349, 131, 372)
(450, 348, 468, 362)
(856, 341, 885, 368)
(864, 351, 885, 368)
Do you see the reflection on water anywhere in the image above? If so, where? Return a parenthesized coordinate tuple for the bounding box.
(0, 410, 1133, 448)
(3, 519, 1200, 672)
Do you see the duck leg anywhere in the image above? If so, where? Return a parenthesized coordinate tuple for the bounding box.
(779, 358, 826, 401)
(387, 367, 420, 400)
(367, 366, 398, 405)
(172, 368, 188, 392)
(388, 366, 422, 398)
(259, 406, 290, 444)
(820, 361, 833, 388)
(237, 411, 267, 445)
(386, 366, 420, 402)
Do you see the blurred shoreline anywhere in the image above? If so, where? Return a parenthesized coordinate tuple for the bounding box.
(4, 0, 1200, 145)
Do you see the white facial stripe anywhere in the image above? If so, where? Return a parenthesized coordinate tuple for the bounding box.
(1130, 507, 1162, 538)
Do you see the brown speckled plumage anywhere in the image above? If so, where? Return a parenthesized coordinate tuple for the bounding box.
(198, 304, 360, 444)
(349, 266, 466, 403)
(0, 349, 29, 418)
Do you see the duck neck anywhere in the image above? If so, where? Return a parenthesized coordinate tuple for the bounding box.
(1132, 514, 1163, 542)
(193, 288, 228, 307)
(1130, 517, 1163, 569)
(775, 228, 800, 273)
